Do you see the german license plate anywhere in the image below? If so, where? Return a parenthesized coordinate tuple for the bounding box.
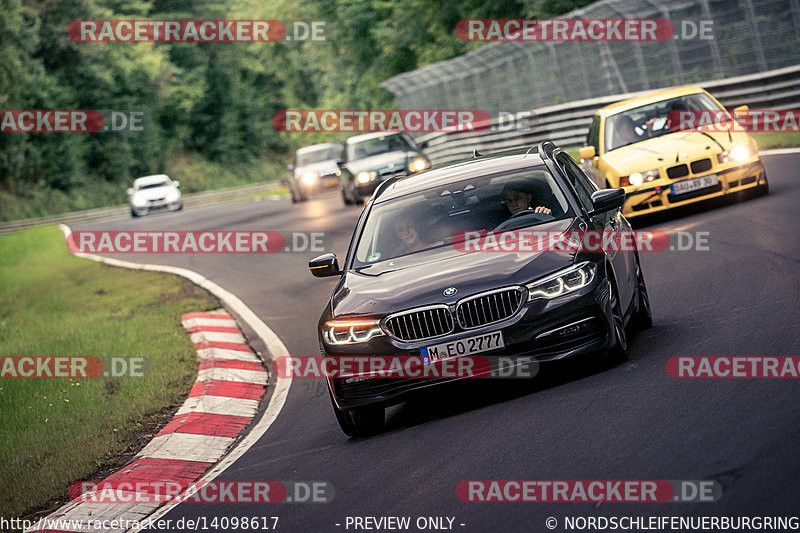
(670, 174, 718, 195)
(420, 331, 504, 365)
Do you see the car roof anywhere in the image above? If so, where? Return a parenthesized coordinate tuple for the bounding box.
(296, 142, 343, 154)
(374, 149, 547, 203)
(346, 131, 404, 144)
(134, 174, 170, 185)
(599, 86, 706, 117)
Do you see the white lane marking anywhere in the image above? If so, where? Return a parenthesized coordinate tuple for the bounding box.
(177, 396, 260, 417)
(196, 347, 262, 362)
(183, 317, 237, 328)
(56, 225, 293, 533)
(135, 433, 234, 462)
(189, 331, 246, 344)
(759, 147, 800, 156)
(196, 367, 267, 385)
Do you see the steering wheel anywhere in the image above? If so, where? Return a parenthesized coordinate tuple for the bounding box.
(494, 210, 552, 231)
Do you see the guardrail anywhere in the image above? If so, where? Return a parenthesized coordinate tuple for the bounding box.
(417, 64, 800, 165)
(0, 181, 283, 236)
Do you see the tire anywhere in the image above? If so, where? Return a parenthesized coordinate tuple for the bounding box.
(631, 256, 653, 330)
(290, 186, 298, 203)
(605, 281, 629, 364)
(176, 201, 183, 211)
(341, 187, 353, 205)
(756, 173, 769, 196)
(130, 208, 140, 217)
(330, 392, 384, 437)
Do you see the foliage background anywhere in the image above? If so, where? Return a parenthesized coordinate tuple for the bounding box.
(0, 0, 592, 220)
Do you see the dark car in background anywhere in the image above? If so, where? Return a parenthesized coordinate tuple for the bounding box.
(339, 131, 429, 205)
(310, 141, 652, 437)
(287, 142, 344, 202)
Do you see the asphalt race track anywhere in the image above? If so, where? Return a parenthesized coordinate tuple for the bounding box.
(74, 153, 800, 531)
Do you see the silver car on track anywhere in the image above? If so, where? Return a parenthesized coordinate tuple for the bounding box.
(127, 174, 183, 217)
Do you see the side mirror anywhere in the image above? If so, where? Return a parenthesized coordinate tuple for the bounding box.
(287, 164, 295, 172)
(733, 105, 749, 113)
(173, 180, 180, 188)
(126, 188, 134, 196)
(589, 188, 625, 215)
(417, 139, 429, 150)
(579, 146, 596, 160)
(309, 253, 342, 278)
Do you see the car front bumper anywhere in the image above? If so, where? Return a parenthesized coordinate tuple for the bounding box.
(622, 159, 766, 218)
(324, 278, 615, 410)
(132, 199, 182, 215)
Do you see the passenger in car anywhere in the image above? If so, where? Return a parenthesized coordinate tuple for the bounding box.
(393, 215, 427, 254)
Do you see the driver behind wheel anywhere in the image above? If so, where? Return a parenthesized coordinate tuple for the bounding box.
(503, 181, 552, 216)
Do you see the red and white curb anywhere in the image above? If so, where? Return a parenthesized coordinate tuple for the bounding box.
(26, 309, 268, 533)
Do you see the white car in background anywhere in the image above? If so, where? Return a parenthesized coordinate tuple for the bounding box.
(127, 174, 183, 217)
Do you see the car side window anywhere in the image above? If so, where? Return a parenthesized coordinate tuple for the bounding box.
(557, 153, 595, 213)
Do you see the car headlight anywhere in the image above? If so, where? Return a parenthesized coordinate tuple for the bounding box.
(301, 171, 317, 185)
(325, 319, 384, 345)
(408, 157, 429, 173)
(356, 171, 377, 184)
(132, 195, 147, 207)
(626, 169, 660, 187)
(717, 145, 752, 164)
(165, 189, 180, 202)
(527, 262, 596, 301)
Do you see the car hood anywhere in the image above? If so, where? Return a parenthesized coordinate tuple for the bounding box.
(331, 218, 580, 318)
(345, 150, 420, 175)
(602, 130, 745, 175)
(133, 186, 176, 200)
(295, 160, 340, 178)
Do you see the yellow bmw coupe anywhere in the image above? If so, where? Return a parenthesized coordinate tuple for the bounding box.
(579, 86, 768, 218)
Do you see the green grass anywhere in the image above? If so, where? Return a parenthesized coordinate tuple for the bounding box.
(751, 131, 800, 150)
(0, 226, 219, 519)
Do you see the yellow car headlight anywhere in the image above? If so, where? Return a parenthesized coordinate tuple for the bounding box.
(325, 319, 384, 345)
(628, 169, 660, 187)
(717, 145, 752, 164)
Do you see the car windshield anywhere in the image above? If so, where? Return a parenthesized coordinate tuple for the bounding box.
(137, 180, 170, 190)
(604, 93, 727, 152)
(352, 166, 571, 270)
(347, 134, 410, 160)
(296, 145, 343, 166)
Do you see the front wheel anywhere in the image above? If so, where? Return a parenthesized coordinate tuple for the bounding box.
(756, 172, 769, 196)
(631, 257, 652, 330)
(605, 281, 628, 364)
(330, 392, 384, 437)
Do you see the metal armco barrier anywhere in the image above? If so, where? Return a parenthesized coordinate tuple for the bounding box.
(415, 64, 800, 165)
